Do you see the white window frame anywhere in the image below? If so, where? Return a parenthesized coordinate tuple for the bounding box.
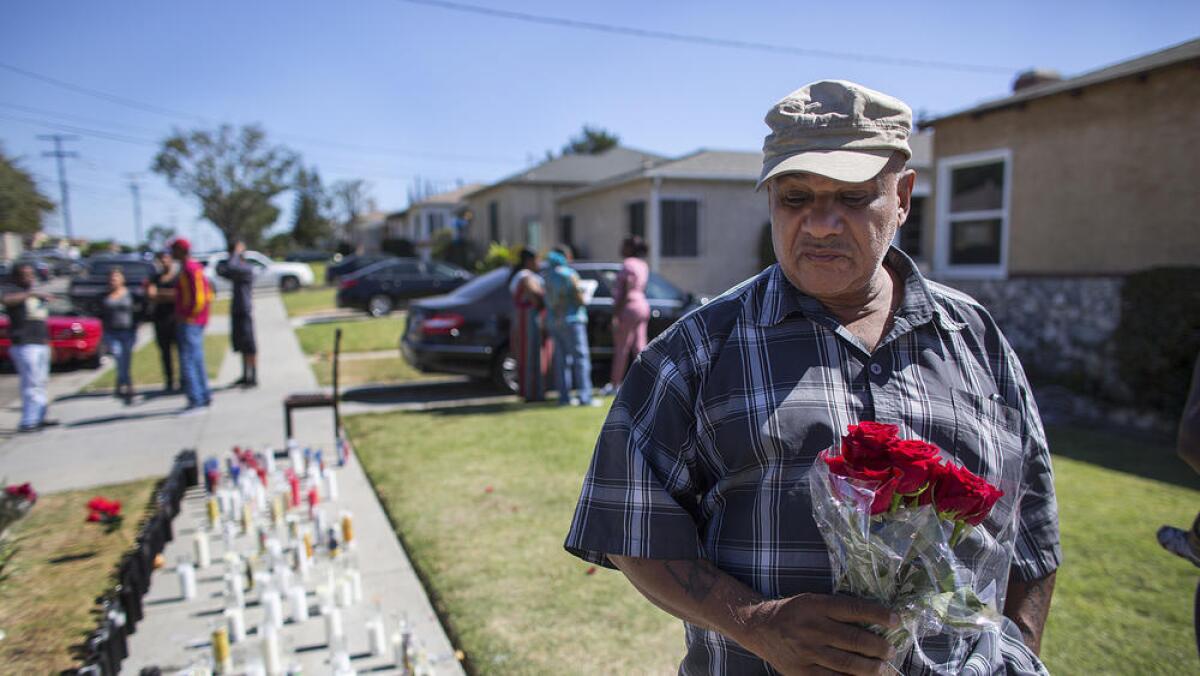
(658, 194, 702, 259)
(934, 148, 1012, 279)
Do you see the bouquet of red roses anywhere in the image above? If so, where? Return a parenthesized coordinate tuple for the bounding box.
(807, 421, 1008, 664)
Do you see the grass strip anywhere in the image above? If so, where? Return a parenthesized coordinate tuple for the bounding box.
(85, 333, 226, 392)
(0, 478, 160, 672)
(294, 316, 406, 356)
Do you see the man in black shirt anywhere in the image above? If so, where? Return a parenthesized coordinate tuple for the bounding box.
(217, 239, 257, 387)
(3, 262, 56, 432)
(146, 250, 180, 391)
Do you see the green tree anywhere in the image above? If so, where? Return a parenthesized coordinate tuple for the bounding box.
(144, 224, 177, 251)
(152, 124, 298, 248)
(292, 166, 331, 247)
(0, 146, 54, 234)
(562, 125, 619, 155)
(329, 179, 371, 236)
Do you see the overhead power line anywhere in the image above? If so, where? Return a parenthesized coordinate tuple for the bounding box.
(394, 0, 1014, 74)
(39, 134, 79, 238)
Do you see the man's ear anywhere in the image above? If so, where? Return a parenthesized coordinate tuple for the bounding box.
(895, 169, 916, 226)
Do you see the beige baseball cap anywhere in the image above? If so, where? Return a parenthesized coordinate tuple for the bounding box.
(757, 80, 912, 189)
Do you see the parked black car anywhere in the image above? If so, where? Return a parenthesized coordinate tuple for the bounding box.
(324, 254, 394, 285)
(337, 258, 473, 317)
(285, 250, 332, 263)
(68, 255, 157, 319)
(401, 262, 701, 391)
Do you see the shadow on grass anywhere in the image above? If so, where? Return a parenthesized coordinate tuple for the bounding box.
(1048, 424, 1200, 490)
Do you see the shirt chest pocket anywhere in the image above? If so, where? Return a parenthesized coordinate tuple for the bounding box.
(949, 388, 1024, 504)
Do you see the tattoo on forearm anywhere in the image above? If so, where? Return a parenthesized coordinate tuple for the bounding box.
(664, 560, 720, 602)
(1006, 573, 1056, 655)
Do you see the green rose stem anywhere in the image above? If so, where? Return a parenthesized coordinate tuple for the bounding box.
(949, 521, 967, 547)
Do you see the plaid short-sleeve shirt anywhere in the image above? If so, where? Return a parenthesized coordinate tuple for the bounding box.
(565, 248, 1061, 675)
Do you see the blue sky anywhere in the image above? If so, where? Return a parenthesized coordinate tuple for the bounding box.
(2, 0, 1197, 249)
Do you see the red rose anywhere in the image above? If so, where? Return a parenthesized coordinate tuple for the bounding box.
(930, 463, 1004, 526)
(86, 497, 122, 516)
(841, 422, 900, 469)
(824, 454, 900, 515)
(5, 482, 37, 503)
(888, 439, 942, 495)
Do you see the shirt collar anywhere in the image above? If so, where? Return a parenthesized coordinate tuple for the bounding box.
(756, 246, 966, 332)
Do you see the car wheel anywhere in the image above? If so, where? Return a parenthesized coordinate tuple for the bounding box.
(493, 345, 519, 394)
(368, 294, 394, 317)
(280, 275, 300, 292)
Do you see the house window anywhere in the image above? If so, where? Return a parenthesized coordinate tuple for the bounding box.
(559, 215, 574, 248)
(899, 195, 925, 258)
(427, 212, 446, 238)
(627, 201, 645, 238)
(660, 199, 699, 258)
(524, 219, 541, 249)
(936, 150, 1010, 277)
(488, 201, 499, 243)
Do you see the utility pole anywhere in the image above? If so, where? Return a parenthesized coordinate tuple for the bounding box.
(38, 134, 79, 239)
(126, 174, 143, 248)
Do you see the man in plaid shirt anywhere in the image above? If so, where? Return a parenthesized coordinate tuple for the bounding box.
(565, 81, 1060, 675)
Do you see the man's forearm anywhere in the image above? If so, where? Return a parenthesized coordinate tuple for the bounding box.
(1004, 571, 1056, 655)
(610, 556, 764, 643)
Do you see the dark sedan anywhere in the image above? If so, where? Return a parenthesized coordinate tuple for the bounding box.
(68, 255, 157, 320)
(401, 262, 700, 391)
(324, 254, 394, 285)
(336, 258, 473, 317)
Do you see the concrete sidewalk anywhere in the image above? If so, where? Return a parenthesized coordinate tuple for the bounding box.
(0, 292, 463, 674)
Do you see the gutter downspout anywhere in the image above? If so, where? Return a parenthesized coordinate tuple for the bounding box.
(648, 176, 662, 272)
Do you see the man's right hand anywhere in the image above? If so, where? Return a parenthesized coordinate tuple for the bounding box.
(736, 593, 898, 676)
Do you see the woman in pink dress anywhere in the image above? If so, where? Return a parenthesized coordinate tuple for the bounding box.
(606, 236, 650, 394)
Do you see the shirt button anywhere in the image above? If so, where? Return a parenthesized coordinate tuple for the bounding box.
(869, 363, 883, 376)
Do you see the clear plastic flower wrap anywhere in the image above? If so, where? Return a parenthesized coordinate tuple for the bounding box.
(806, 422, 1020, 674)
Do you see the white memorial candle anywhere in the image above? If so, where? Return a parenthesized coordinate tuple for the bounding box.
(178, 562, 197, 600)
(366, 617, 387, 657)
(224, 606, 246, 643)
(323, 606, 344, 645)
(225, 573, 245, 609)
(347, 569, 363, 604)
(295, 544, 310, 578)
(274, 565, 293, 594)
(266, 538, 283, 563)
(245, 659, 266, 676)
(324, 470, 339, 501)
(336, 577, 353, 608)
(288, 585, 309, 623)
(265, 448, 276, 473)
(262, 590, 284, 630)
(193, 531, 211, 568)
(261, 626, 283, 676)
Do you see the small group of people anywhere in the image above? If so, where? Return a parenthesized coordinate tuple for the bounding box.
(1, 235, 260, 430)
(508, 236, 651, 406)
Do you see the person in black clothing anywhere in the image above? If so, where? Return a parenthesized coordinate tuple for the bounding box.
(217, 239, 257, 387)
(145, 250, 180, 392)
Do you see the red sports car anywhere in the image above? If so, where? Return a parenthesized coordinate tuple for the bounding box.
(0, 301, 104, 367)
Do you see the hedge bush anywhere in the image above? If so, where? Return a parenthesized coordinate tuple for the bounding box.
(1114, 266, 1200, 415)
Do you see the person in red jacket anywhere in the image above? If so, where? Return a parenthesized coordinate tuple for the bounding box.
(171, 237, 213, 413)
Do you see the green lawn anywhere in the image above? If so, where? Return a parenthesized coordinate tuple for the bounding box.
(85, 333, 227, 391)
(0, 478, 159, 672)
(294, 315, 406, 356)
(210, 296, 230, 316)
(311, 355, 439, 387)
(308, 261, 327, 286)
(347, 406, 1200, 676)
(283, 287, 337, 317)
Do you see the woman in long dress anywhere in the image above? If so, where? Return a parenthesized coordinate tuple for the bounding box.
(606, 236, 651, 395)
(509, 248, 549, 402)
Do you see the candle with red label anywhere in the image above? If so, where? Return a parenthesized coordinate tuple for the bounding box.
(287, 473, 300, 508)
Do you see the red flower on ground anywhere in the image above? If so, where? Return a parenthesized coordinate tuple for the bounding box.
(5, 482, 37, 504)
(930, 463, 1004, 526)
(86, 496, 122, 517)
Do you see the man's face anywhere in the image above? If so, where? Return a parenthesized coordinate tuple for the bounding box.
(768, 162, 914, 303)
(14, 265, 34, 289)
(170, 244, 187, 261)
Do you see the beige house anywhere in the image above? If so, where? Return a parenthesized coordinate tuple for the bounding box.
(555, 138, 933, 297)
(388, 183, 483, 259)
(461, 147, 660, 254)
(922, 37, 1200, 279)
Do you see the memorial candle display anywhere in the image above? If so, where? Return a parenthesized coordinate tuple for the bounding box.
(324, 470, 339, 501)
(261, 626, 283, 675)
(323, 606, 344, 645)
(211, 625, 232, 673)
(340, 512, 354, 546)
(224, 606, 247, 643)
(206, 497, 220, 530)
(262, 590, 284, 630)
(288, 585, 309, 623)
(287, 473, 301, 508)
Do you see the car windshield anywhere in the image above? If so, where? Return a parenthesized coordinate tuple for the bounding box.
(446, 267, 507, 300)
(86, 260, 155, 281)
